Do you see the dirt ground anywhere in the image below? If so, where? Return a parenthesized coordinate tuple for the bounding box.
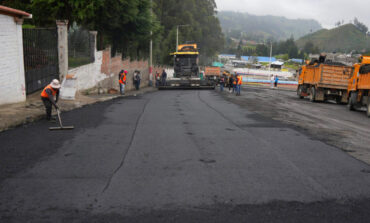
(221, 85, 370, 165)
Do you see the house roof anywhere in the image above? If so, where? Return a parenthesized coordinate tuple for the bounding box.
(0, 5, 31, 18)
(271, 61, 284, 66)
(241, 56, 277, 63)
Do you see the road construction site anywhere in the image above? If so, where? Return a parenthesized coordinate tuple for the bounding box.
(1, 87, 370, 222)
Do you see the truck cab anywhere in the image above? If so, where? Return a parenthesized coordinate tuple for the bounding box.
(347, 56, 370, 116)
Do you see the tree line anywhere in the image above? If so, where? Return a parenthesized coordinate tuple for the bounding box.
(1, 0, 224, 65)
(225, 37, 320, 60)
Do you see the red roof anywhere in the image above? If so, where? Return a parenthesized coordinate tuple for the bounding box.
(0, 5, 31, 18)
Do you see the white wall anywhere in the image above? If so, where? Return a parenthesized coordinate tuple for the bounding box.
(66, 51, 114, 91)
(0, 14, 26, 105)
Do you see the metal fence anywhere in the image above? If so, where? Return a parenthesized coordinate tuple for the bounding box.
(68, 27, 95, 68)
(23, 28, 59, 94)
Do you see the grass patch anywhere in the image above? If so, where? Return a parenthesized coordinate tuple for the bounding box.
(69, 57, 92, 68)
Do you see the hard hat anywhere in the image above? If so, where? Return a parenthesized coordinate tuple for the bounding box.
(50, 79, 61, 89)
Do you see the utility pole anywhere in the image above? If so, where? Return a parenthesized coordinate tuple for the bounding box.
(176, 25, 189, 52)
(176, 26, 179, 52)
(149, 0, 153, 86)
(269, 41, 273, 72)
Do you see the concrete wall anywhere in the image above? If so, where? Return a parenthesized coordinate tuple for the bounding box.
(66, 46, 167, 94)
(67, 51, 114, 91)
(0, 14, 26, 105)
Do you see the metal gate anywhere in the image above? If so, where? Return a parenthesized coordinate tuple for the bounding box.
(23, 28, 59, 94)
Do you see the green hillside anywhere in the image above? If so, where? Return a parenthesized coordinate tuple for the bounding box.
(296, 24, 370, 53)
(218, 11, 322, 41)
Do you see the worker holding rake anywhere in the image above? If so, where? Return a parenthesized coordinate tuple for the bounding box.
(40, 79, 61, 121)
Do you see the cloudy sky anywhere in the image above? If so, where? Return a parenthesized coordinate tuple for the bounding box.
(215, 0, 370, 29)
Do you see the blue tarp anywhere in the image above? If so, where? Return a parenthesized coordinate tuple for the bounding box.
(241, 56, 276, 63)
(290, 58, 304, 63)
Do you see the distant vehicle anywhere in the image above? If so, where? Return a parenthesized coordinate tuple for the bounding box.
(347, 56, 370, 117)
(158, 43, 215, 89)
(297, 55, 352, 103)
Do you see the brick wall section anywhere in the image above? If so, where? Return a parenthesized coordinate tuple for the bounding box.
(0, 14, 26, 105)
(99, 48, 166, 91)
(101, 49, 110, 75)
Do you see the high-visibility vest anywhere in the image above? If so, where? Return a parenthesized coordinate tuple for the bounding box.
(237, 76, 242, 85)
(41, 85, 57, 98)
(119, 74, 126, 84)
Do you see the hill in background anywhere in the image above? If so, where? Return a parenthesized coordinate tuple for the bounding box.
(296, 24, 370, 53)
(218, 11, 322, 41)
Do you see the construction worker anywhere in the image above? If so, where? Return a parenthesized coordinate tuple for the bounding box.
(219, 74, 225, 92)
(155, 71, 160, 87)
(119, 70, 127, 95)
(41, 79, 61, 121)
(236, 74, 243, 96)
(232, 74, 237, 93)
(161, 69, 167, 86)
(228, 75, 234, 92)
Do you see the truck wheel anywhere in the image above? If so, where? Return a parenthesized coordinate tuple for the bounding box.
(309, 87, 316, 102)
(297, 86, 304, 99)
(347, 92, 357, 111)
(367, 98, 370, 118)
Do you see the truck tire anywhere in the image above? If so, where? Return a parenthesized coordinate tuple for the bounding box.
(297, 85, 304, 99)
(367, 98, 370, 118)
(347, 92, 357, 111)
(309, 87, 316, 102)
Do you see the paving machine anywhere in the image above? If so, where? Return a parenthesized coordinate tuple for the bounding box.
(158, 43, 215, 90)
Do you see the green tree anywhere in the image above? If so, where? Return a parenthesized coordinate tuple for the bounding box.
(153, 0, 224, 65)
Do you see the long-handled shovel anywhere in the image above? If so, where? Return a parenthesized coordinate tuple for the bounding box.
(49, 109, 74, 131)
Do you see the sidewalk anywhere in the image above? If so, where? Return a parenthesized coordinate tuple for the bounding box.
(0, 87, 156, 132)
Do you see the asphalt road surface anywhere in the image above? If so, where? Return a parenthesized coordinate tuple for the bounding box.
(1, 89, 370, 222)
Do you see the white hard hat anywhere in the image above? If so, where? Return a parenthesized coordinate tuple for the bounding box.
(50, 79, 61, 89)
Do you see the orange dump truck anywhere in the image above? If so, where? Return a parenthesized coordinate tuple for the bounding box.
(297, 61, 352, 103)
(204, 66, 221, 82)
(347, 56, 370, 117)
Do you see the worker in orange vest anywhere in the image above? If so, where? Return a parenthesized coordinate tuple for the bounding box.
(232, 74, 237, 93)
(236, 74, 243, 96)
(119, 70, 127, 95)
(40, 79, 61, 121)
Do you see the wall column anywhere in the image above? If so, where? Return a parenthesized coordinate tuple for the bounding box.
(56, 20, 68, 81)
(89, 31, 97, 61)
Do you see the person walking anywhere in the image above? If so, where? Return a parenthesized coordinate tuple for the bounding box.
(236, 74, 243, 96)
(274, 75, 279, 88)
(40, 79, 61, 121)
(119, 70, 127, 95)
(134, 70, 141, 90)
(161, 69, 167, 86)
(219, 75, 225, 92)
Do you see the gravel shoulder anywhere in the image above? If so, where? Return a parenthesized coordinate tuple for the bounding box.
(221, 85, 370, 165)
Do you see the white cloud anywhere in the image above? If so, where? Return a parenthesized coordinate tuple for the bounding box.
(215, 0, 370, 29)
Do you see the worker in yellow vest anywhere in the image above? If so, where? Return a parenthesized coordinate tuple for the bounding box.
(40, 79, 61, 121)
(236, 74, 243, 96)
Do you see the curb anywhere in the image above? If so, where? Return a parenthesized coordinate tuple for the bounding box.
(0, 87, 157, 133)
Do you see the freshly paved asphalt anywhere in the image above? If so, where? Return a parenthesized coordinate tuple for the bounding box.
(1, 90, 370, 222)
